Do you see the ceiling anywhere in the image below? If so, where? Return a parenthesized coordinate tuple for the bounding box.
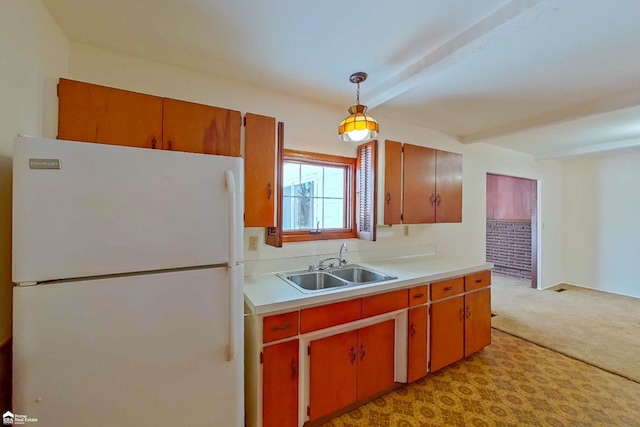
(42, 0, 640, 159)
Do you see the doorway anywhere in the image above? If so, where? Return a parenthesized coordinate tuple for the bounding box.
(486, 174, 538, 288)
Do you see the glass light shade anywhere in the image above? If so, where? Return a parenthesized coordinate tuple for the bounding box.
(338, 104, 379, 142)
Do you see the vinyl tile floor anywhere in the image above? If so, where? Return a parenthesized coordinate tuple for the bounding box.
(320, 329, 640, 427)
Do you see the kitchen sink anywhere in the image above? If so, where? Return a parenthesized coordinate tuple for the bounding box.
(277, 265, 396, 293)
(280, 271, 349, 292)
(328, 266, 395, 284)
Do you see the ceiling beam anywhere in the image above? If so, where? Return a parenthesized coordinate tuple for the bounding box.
(462, 89, 640, 143)
(363, 0, 557, 110)
(534, 136, 640, 160)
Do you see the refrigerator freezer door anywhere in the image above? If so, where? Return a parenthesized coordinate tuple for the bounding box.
(13, 137, 244, 283)
(13, 267, 243, 427)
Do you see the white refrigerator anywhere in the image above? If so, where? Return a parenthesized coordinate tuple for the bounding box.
(12, 136, 244, 427)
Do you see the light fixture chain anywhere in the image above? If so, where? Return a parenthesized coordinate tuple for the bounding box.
(356, 81, 360, 105)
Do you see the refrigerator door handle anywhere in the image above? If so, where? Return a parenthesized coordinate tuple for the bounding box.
(225, 170, 237, 268)
(225, 170, 237, 362)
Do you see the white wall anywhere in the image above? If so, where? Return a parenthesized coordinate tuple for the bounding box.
(67, 42, 565, 288)
(563, 149, 640, 298)
(0, 0, 69, 344)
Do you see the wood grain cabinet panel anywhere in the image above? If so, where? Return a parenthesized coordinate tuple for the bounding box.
(407, 306, 428, 382)
(361, 289, 408, 318)
(435, 150, 463, 223)
(263, 340, 299, 427)
(309, 331, 358, 421)
(263, 311, 298, 343)
(465, 288, 492, 356)
(431, 277, 464, 301)
(300, 299, 361, 333)
(58, 78, 163, 149)
(465, 270, 491, 292)
(162, 97, 241, 155)
(244, 113, 276, 227)
(357, 320, 396, 401)
(403, 144, 437, 224)
(409, 285, 428, 306)
(383, 140, 403, 225)
(430, 295, 465, 372)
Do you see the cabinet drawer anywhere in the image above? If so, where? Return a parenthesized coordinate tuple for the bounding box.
(300, 299, 362, 333)
(409, 285, 428, 306)
(263, 311, 299, 343)
(431, 277, 464, 301)
(362, 289, 408, 318)
(465, 270, 491, 292)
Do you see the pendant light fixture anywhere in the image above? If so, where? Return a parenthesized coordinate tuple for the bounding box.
(338, 72, 379, 142)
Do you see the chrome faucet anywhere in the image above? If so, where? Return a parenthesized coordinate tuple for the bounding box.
(310, 243, 348, 271)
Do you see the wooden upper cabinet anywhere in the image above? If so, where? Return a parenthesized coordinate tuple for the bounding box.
(435, 150, 463, 223)
(403, 144, 436, 224)
(58, 78, 163, 149)
(384, 140, 403, 225)
(162, 98, 241, 156)
(244, 113, 276, 227)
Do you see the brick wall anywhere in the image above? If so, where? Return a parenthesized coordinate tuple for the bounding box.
(486, 219, 531, 279)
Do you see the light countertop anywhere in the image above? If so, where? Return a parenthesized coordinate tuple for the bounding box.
(244, 255, 493, 316)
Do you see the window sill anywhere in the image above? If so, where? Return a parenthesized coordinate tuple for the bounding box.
(283, 230, 357, 243)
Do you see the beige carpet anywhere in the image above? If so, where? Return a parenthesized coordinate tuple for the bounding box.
(491, 273, 640, 383)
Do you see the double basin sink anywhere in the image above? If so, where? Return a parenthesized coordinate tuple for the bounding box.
(277, 265, 397, 293)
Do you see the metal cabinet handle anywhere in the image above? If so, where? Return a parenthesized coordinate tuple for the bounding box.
(350, 346, 356, 365)
(436, 194, 442, 206)
(475, 279, 482, 283)
(271, 323, 291, 331)
(291, 358, 297, 380)
(386, 192, 391, 204)
(429, 193, 436, 205)
(444, 286, 453, 291)
(151, 137, 157, 149)
(410, 323, 416, 337)
(167, 140, 173, 150)
(413, 293, 425, 299)
(360, 344, 366, 361)
(466, 306, 472, 319)
(459, 308, 465, 321)
(267, 182, 272, 200)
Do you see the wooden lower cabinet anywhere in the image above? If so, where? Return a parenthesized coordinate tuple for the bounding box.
(309, 320, 395, 421)
(263, 339, 299, 427)
(465, 288, 492, 356)
(430, 296, 465, 372)
(407, 306, 428, 382)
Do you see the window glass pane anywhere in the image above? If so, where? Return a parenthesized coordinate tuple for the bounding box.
(282, 159, 349, 232)
(323, 167, 345, 198)
(323, 199, 345, 228)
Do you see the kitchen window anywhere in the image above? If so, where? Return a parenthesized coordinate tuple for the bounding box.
(282, 150, 356, 242)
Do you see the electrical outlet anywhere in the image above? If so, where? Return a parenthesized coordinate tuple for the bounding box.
(404, 225, 409, 236)
(248, 236, 258, 251)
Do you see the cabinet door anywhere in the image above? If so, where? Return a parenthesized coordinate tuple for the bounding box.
(435, 150, 462, 223)
(58, 79, 163, 149)
(430, 296, 464, 372)
(263, 340, 299, 427)
(309, 331, 358, 421)
(407, 306, 428, 382)
(162, 98, 241, 155)
(403, 144, 436, 224)
(383, 140, 403, 225)
(357, 320, 395, 401)
(244, 113, 276, 227)
(465, 288, 492, 356)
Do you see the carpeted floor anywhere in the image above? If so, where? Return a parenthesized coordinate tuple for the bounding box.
(321, 329, 640, 426)
(491, 274, 640, 383)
